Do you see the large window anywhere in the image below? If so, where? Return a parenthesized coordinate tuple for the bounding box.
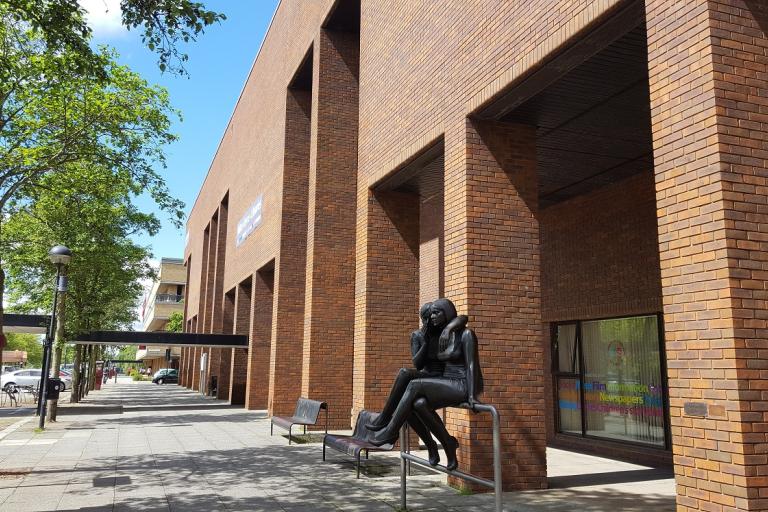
(553, 315, 667, 448)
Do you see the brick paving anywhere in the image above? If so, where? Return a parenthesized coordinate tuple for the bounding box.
(0, 380, 675, 511)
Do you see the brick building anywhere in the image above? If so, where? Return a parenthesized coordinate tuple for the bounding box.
(180, 0, 768, 509)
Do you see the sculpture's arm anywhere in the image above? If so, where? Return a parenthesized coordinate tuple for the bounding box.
(437, 315, 468, 361)
(463, 329, 480, 409)
(411, 331, 428, 370)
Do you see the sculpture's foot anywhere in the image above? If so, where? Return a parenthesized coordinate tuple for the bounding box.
(364, 421, 386, 432)
(427, 442, 440, 466)
(444, 436, 459, 471)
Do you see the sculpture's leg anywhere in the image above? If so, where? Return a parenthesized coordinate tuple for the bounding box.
(366, 368, 419, 431)
(407, 415, 440, 466)
(413, 397, 459, 471)
(370, 381, 420, 445)
(371, 378, 466, 446)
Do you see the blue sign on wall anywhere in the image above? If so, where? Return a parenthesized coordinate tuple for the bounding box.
(236, 194, 263, 247)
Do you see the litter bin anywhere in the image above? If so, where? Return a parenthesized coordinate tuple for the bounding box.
(46, 378, 65, 400)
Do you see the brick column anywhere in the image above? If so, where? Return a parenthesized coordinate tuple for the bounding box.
(210, 199, 229, 334)
(269, 87, 311, 418)
(191, 346, 201, 391)
(245, 269, 273, 410)
(179, 347, 187, 387)
(208, 347, 222, 396)
(230, 280, 251, 406)
(218, 290, 235, 400)
(301, 28, 359, 428)
(443, 118, 545, 490)
(353, 188, 419, 421)
(229, 349, 247, 405)
(203, 215, 217, 332)
(647, 1, 768, 510)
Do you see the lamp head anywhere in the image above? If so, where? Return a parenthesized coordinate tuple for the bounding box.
(48, 245, 72, 267)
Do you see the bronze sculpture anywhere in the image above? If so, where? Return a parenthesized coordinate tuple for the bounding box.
(366, 298, 483, 471)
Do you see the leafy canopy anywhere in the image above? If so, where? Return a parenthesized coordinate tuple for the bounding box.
(0, 10, 184, 226)
(0, 0, 226, 75)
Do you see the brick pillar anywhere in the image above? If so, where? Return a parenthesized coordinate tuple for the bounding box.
(191, 346, 201, 391)
(179, 347, 187, 387)
(199, 226, 211, 333)
(353, 189, 419, 422)
(230, 279, 251, 405)
(246, 268, 273, 410)
(443, 118, 545, 490)
(208, 347, 222, 396)
(203, 215, 217, 332)
(218, 290, 235, 400)
(211, 199, 229, 334)
(301, 28, 359, 429)
(647, 1, 768, 509)
(269, 87, 311, 418)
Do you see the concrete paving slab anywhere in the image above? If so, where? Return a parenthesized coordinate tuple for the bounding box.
(0, 380, 676, 511)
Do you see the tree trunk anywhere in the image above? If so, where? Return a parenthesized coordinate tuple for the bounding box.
(0, 265, 5, 375)
(48, 288, 66, 421)
(70, 345, 82, 403)
(86, 344, 96, 395)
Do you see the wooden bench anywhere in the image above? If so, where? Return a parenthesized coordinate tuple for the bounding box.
(323, 410, 395, 478)
(270, 397, 328, 445)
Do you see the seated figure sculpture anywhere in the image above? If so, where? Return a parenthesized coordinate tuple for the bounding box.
(368, 298, 483, 471)
(365, 301, 467, 466)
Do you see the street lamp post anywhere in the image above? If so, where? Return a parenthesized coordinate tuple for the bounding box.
(37, 245, 71, 429)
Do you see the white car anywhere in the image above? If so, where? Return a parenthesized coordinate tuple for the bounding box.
(1, 369, 72, 391)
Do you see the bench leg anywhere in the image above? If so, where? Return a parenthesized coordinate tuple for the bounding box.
(270, 423, 273, 436)
(356, 452, 361, 479)
(322, 440, 326, 461)
(288, 425, 292, 445)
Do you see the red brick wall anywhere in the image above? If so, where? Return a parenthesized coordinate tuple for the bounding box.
(442, 119, 546, 490)
(268, 87, 311, 418)
(541, 172, 663, 323)
(218, 289, 235, 400)
(230, 278, 251, 405)
(539, 171, 666, 463)
(353, 188, 420, 421)
(647, 0, 768, 509)
(419, 156, 444, 304)
(301, 28, 359, 429)
(246, 267, 273, 410)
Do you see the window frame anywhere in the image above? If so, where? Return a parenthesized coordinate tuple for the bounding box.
(552, 313, 671, 451)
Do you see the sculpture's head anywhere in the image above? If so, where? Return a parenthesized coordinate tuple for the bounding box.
(419, 302, 432, 326)
(428, 298, 457, 329)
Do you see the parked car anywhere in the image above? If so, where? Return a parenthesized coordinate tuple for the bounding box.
(152, 369, 178, 385)
(0, 368, 72, 391)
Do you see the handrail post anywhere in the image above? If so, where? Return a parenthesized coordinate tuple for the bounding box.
(400, 424, 408, 511)
(399, 403, 502, 512)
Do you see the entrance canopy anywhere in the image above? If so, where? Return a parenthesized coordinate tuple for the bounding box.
(71, 331, 248, 348)
(3, 313, 49, 334)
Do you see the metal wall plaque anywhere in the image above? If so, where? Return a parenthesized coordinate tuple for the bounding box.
(684, 402, 708, 417)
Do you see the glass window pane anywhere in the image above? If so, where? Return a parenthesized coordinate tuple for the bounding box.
(556, 323, 578, 373)
(557, 377, 581, 435)
(582, 316, 665, 447)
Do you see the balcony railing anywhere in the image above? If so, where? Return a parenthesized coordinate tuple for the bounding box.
(156, 294, 184, 304)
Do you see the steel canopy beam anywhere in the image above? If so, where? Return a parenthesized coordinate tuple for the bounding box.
(70, 331, 248, 348)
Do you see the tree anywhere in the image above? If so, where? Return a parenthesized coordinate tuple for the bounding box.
(3, 163, 163, 405)
(0, 14, 184, 372)
(4, 332, 43, 367)
(166, 311, 183, 332)
(1, 0, 226, 76)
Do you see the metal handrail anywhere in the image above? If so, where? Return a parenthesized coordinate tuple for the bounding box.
(400, 402, 502, 512)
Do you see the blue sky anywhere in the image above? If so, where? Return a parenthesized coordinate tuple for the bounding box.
(83, 0, 280, 261)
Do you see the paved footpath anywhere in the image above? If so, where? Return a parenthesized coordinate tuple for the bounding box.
(0, 380, 675, 511)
